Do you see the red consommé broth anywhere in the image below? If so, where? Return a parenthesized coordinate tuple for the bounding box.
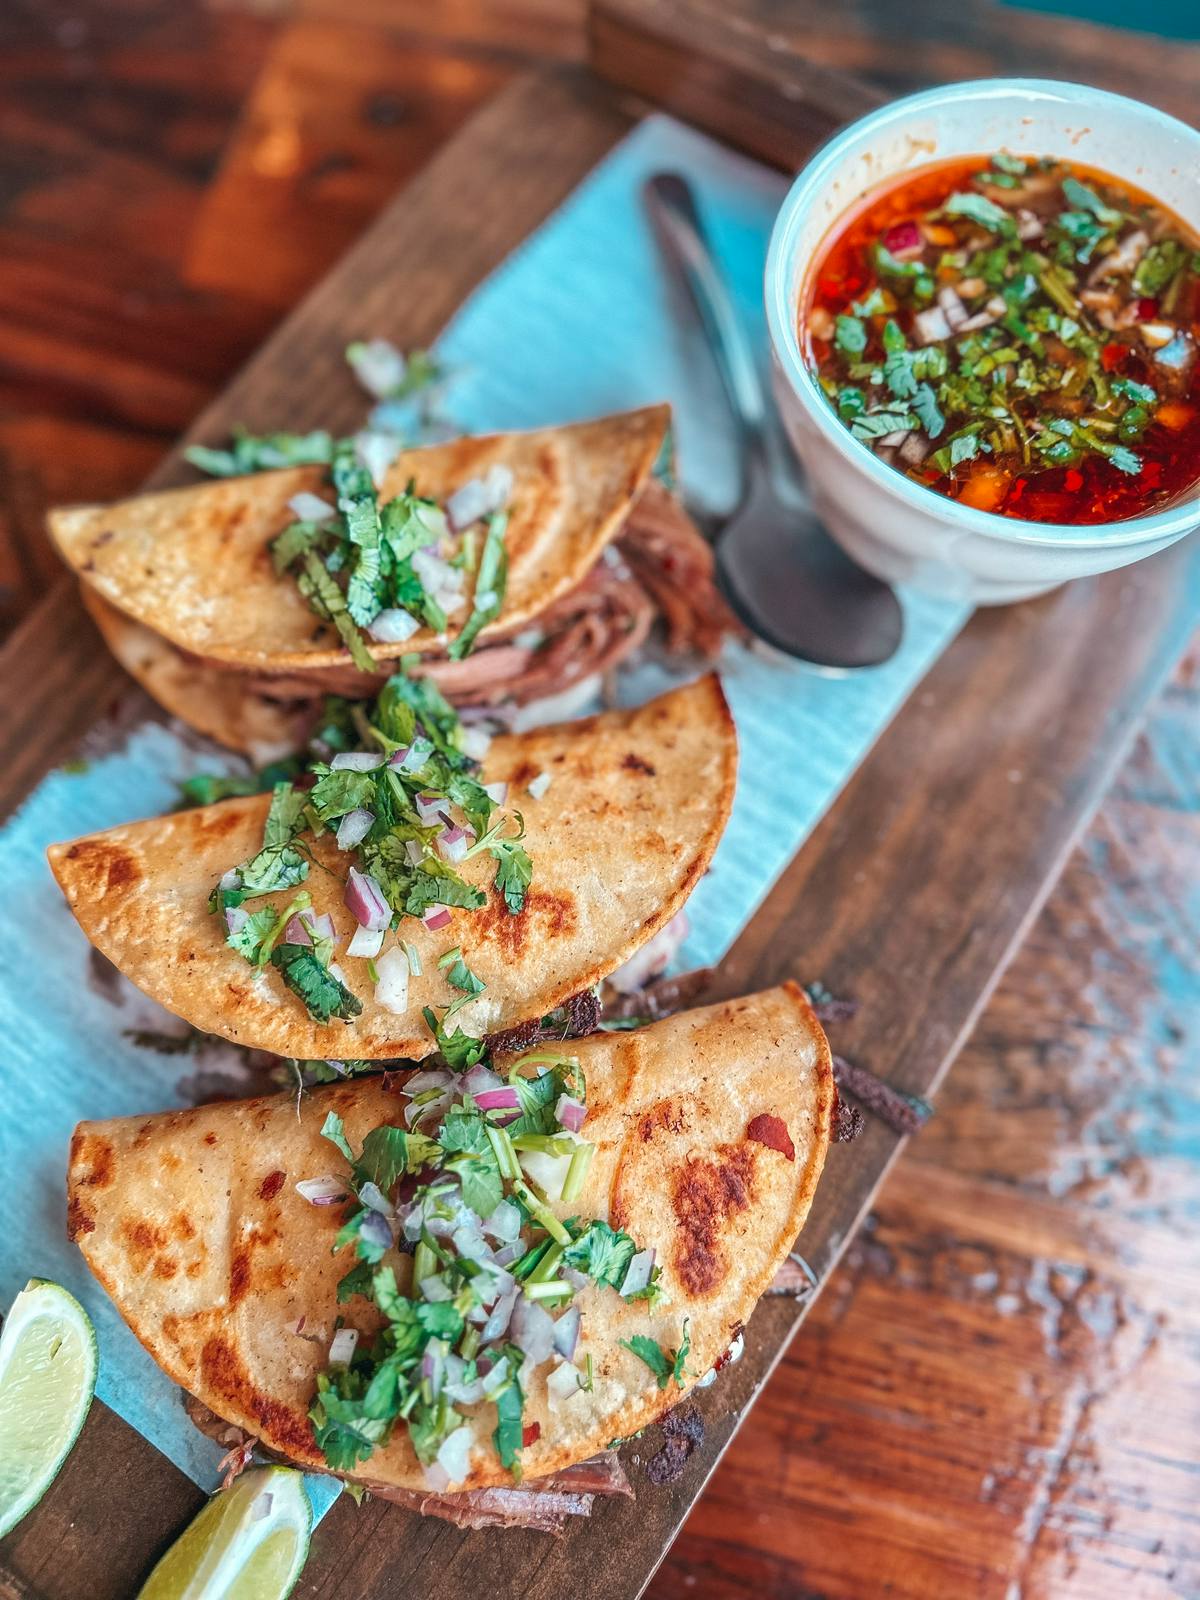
(802, 155, 1200, 526)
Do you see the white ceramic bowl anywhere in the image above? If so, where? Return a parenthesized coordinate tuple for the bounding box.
(765, 79, 1200, 604)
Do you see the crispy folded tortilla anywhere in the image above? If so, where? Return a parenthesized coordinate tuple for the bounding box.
(68, 983, 833, 1491)
(47, 675, 735, 1058)
(51, 406, 669, 672)
(82, 589, 308, 763)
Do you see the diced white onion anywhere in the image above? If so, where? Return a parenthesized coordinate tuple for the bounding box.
(287, 491, 337, 524)
(354, 429, 401, 489)
(296, 1176, 350, 1206)
(547, 1360, 583, 1407)
(374, 945, 411, 1014)
(434, 1425, 473, 1487)
(913, 305, 952, 344)
(367, 607, 420, 644)
(511, 1295, 556, 1365)
(347, 923, 385, 959)
(328, 1328, 359, 1367)
(330, 751, 385, 772)
(483, 781, 508, 805)
(336, 808, 374, 851)
(458, 725, 492, 762)
(517, 1140, 577, 1203)
(347, 338, 407, 399)
(527, 771, 552, 800)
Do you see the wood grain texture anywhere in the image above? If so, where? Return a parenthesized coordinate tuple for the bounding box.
(591, 0, 1200, 170)
(1, 4, 1199, 1598)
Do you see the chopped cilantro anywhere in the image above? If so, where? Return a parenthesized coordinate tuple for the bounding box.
(272, 944, 363, 1023)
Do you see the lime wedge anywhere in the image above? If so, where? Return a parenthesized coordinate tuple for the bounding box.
(138, 1466, 312, 1600)
(0, 1278, 98, 1538)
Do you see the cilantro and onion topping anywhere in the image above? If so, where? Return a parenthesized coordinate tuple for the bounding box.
(306, 1051, 680, 1485)
(809, 152, 1200, 524)
(184, 341, 511, 666)
(209, 669, 531, 1024)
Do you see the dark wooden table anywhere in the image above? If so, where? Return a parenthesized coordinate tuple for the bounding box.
(1, 4, 1198, 1597)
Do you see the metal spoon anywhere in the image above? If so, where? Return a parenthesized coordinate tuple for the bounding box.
(644, 172, 903, 669)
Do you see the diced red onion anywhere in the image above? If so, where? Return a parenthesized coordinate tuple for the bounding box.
(462, 1063, 503, 1099)
(219, 868, 241, 891)
(415, 792, 445, 825)
(296, 1175, 350, 1206)
(284, 914, 312, 946)
(224, 906, 249, 937)
(287, 491, 337, 524)
(367, 608, 419, 644)
(347, 923, 384, 960)
(434, 1424, 473, 1486)
(882, 220, 923, 259)
(345, 867, 391, 931)
(618, 1248, 656, 1299)
(330, 751, 386, 772)
(511, 1296, 556, 1365)
(475, 1086, 520, 1111)
(445, 464, 514, 532)
(492, 1242, 521, 1267)
(358, 1210, 393, 1255)
(481, 1355, 510, 1396)
(551, 1303, 581, 1361)
(437, 824, 471, 864)
(308, 912, 335, 941)
(419, 1273, 453, 1302)
(563, 1267, 589, 1292)
(422, 906, 452, 932)
(898, 432, 929, 467)
(374, 945, 410, 1014)
(328, 1327, 359, 1367)
(404, 1068, 455, 1096)
(483, 781, 508, 806)
(388, 743, 431, 774)
(482, 1287, 518, 1345)
(554, 1094, 586, 1134)
(335, 808, 374, 852)
(453, 1222, 495, 1265)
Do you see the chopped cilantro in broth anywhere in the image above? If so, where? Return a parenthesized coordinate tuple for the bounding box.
(307, 1052, 681, 1483)
(806, 153, 1200, 524)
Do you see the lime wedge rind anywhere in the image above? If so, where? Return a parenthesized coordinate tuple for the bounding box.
(0, 1277, 99, 1539)
(137, 1465, 312, 1600)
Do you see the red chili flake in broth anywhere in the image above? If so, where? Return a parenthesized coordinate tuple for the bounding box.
(1101, 342, 1126, 372)
(523, 1422, 542, 1447)
(1136, 297, 1159, 321)
(745, 1114, 795, 1161)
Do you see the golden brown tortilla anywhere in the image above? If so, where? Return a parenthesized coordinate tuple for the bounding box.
(47, 675, 736, 1058)
(68, 982, 833, 1491)
(82, 589, 310, 762)
(51, 406, 668, 672)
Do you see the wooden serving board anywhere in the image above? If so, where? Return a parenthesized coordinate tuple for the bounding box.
(3, 15, 1200, 1600)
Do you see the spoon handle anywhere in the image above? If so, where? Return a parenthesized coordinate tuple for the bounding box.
(643, 172, 769, 454)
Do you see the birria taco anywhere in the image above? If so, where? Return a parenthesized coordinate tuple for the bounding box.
(51, 407, 738, 756)
(47, 675, 736, 1060)
(67, 984, 833, 1515)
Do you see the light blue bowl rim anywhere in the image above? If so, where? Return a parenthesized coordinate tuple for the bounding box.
(764, 77, 1200, 552)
